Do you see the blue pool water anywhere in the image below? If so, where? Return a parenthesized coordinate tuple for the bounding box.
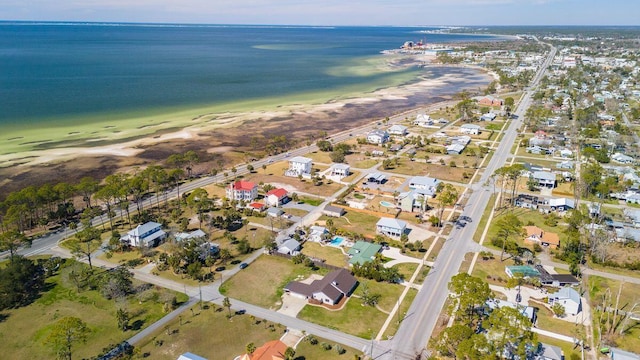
(330, 236, 344, 246)
(380, 201, 395, 208)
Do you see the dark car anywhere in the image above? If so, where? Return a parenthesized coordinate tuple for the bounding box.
(235, 309, 246, 315)
(239, 263, 248, 269)
(215, 266, 226, 272)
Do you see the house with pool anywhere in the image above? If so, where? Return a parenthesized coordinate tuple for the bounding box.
(376, 217, 407, 239)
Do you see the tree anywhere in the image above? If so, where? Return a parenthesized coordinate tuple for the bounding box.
(551, 302, 566, 318)
(247, 164, 254, 173)
(77, 176, 99, 209)
(449, 273, 492, 326)
(45, 316, 89, 360)
(69, 224, 102, 268)
(360, 282, 382, 306)
(187, 188, 212, 229)
(485, 306, 536, 359)
(100, 266, 134, 300)
(223, 297, 232, 317)
(246, 342, 256, 355)
(434, 324, 474, 357)
(436, 184, 459, 227)
(0, 229, 31, 262)
(0, 255, 45, 309)
(284, 347, 296, 360)
(116, 308, 130, 331)
(494, 214, 525, 261)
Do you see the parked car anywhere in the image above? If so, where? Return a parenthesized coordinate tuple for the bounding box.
(239, 263, 248, 269)
(215, 266, 226, 272)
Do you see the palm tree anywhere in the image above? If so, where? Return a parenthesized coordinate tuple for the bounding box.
(223, 297, 232, 317)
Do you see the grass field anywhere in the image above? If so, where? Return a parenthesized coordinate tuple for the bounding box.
(135, 304, 283, 360)
(0, 259, 185, 360)
(220, 255, 328, 310)
(295, 337, 360, 359)
(530, 300, 585, 337)
(393, 263, 418, 281)
(301, 242, 348, 268)
(318, 211, 380, 238)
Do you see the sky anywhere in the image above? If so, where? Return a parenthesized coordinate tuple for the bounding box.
(1, 0, 638, 26)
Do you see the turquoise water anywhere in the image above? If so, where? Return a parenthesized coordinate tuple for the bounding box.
(330, 236, 345, 246)
(380, 201, 395, 208)
(0, 22, 505, 127)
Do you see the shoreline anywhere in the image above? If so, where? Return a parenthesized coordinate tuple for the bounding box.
(0, 56, 493, 170)
(0, 60, 492, 194)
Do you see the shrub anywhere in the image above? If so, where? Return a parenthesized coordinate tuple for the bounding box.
(307, 335, 318, 345)
(321, 342, 333, 351)
(335, 344, 345, 354)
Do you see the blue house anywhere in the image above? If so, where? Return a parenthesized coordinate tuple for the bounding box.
(121, 222, 166, 248)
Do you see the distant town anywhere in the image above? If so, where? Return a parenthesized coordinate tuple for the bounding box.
(2, 27, 640, 360)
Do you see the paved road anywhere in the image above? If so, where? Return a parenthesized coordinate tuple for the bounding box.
(377, 44, 558, 359)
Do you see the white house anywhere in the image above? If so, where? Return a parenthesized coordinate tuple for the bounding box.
(546, 197, 575, 212)
(174, 229, 207, 242)
(548, 287, 582, 315)
(226, 180, 258, 201)
(265, 188, 289, 207)
(408, 176, 441, 197)
(612, 152, 635, 164)
(388, 124, 408, 136)
(376, 217, 407, 239)
(367, 129, 389, 145)
(414, 114, 433, 127)
(121, 222, 166, 248)
(285, 156, 313, 177)
(459, 123, 481, 135)
(277, 238, 301, 255)
(480, 112, 497, 121)
(309, 225, 329, 242)
(330, 163, 350, 178)
(532, 171, 556, 188)
(446, 143, 466, 155)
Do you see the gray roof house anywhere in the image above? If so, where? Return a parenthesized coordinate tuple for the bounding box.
(376, 217, 407, 239)
(322, 204, 346, 217)
(408, 176, 441, 197)
(267, 207, 284, 217)
(532, 171, 557, 188)
(446, 143, 466, 155)
(284, 269, 358, 305)
(277, 239, 301, 255)
(388, 124, 408, 136)
(367, 129, 390, 144)
(549, 287, 582, 315)
(121, 222, 166, 248)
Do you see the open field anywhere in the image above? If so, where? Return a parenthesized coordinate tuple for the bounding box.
(530, 299, 584, 338)
(318, 211, 380, 239)
(0, 260, 186, 360)
(244, 166, 344, 197)
(301, 242, 349, 268)
(135, 304, 283, 360)
(220, 255, 328, 310)
(294, 336, 360, 360)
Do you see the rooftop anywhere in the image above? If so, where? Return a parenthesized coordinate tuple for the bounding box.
(348, 241, 383, 265)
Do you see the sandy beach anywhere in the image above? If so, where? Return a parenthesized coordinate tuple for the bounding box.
(0, 60, 492, 194)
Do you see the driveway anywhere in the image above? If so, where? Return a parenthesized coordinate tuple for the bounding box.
(278, 293, 308, 317)
(382, 247, 423, 268)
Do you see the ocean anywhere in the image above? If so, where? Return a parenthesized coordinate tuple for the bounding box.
(0, 22, 503, 126)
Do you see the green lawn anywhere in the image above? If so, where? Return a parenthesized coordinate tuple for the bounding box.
(220, 255, 327, 310)
(295, 336, 361, 359)
(304, 151, 333, 164)
(300, 196, 324, 206)
(301, 242, 348, 268)
(318, 211, 380, 238)
(285, 208, 310, 217)
(0, 259, 185, 360)
(135, 304, 283, 360)
(350, 159, 379, 169)
(393, 263, 418, 281)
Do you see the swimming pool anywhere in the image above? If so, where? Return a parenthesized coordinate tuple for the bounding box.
(380, 200, 395, 208)
(330, 236, 344, 246)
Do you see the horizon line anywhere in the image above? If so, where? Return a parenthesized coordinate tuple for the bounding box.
(1, 20, 640, 28)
